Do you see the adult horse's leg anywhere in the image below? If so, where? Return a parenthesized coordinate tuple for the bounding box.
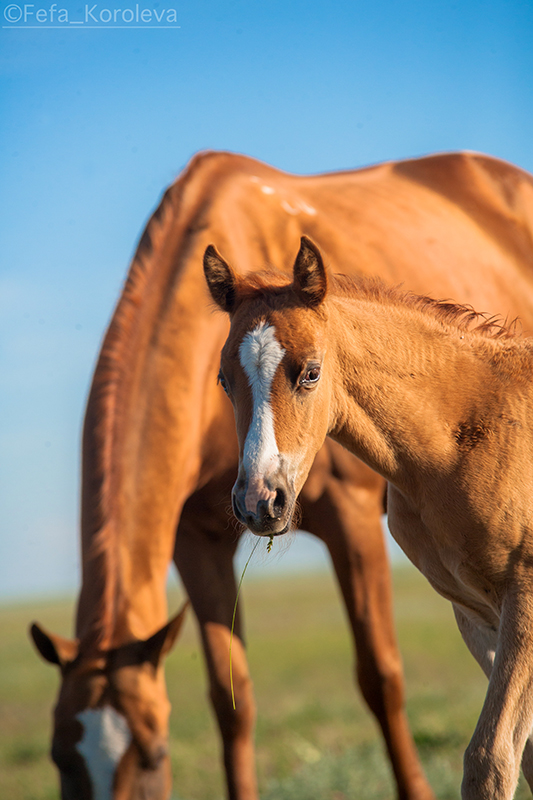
(174, 486, 258, 800)
(299, 445, 434, 800)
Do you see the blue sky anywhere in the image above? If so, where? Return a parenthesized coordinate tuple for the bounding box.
(1, 0, 532, 599)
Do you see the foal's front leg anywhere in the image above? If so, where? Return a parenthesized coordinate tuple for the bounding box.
(454, 604, 533, 795)
(452, 605, 497, 680)
(461, 589, 533, 800)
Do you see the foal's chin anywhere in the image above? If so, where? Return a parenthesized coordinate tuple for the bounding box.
(247, 512, 294, 537)
(232, 498, 295, 537)
(251, 519, 292, 537)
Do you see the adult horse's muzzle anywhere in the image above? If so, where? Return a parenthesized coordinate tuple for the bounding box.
(232, 472, 294, 535)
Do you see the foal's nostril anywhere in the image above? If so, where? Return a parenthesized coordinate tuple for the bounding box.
(273, 488, 285, 517)
(232, 492, 246, 523)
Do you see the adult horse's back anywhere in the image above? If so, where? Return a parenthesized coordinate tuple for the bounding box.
(31, 150, 533, 800)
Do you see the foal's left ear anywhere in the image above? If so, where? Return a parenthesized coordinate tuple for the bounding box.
(293, 236, 328, 307)
(204, 245, 238, 313)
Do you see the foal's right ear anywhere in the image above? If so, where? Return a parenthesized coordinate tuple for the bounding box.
(293, 236, 328, 308)
(204, 245, 238, 313)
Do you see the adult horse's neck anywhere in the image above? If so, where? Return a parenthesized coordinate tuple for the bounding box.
(327, 288, 523, 499)
(75, 154, 240, 650)
(75, 152, 304, 652)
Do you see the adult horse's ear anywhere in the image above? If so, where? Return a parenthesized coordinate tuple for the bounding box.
(204, 245, 238, 313)
(29, 622, 79, 668)
(293, 236, 328, 307)
(141, 600, 189, 669)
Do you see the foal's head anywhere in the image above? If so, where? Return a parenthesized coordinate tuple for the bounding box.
(30, 605, 187, 800)
(204, 237, 332, 536)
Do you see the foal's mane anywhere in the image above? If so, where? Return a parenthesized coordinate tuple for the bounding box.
(233, 269, 520, 341)
(333, 274, 521, 340)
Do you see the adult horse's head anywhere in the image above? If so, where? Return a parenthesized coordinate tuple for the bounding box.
(204, 236, 333, 537)
(29, 604, 187, 800)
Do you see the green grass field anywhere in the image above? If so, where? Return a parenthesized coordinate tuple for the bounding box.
(1, 565, 529, 799)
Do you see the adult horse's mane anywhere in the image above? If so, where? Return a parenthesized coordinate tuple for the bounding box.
(80, 163, 195, 647)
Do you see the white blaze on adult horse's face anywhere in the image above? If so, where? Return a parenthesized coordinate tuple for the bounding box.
(76, 707, 132, 800)
(238, 320, 285, 514)
(30, 607, 187, 800)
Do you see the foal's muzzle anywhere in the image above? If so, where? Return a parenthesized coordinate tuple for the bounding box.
(232, 479, 292, 535)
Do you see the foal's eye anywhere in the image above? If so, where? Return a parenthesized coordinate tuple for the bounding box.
(218, 370, 229, 395)
(299, 365, 321, 387)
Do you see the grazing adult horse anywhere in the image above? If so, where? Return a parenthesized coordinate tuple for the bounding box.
(205, 235, 533, 800)
(31, 150, 533, 800)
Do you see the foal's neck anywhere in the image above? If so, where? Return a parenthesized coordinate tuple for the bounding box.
(327, 292, 515, 493)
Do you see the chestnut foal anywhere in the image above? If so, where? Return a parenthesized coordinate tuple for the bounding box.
(206, 236, 533, 800)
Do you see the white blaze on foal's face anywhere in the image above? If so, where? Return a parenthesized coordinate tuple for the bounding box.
(76, 707, 132, 800)
(238, 321, 285, 511)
